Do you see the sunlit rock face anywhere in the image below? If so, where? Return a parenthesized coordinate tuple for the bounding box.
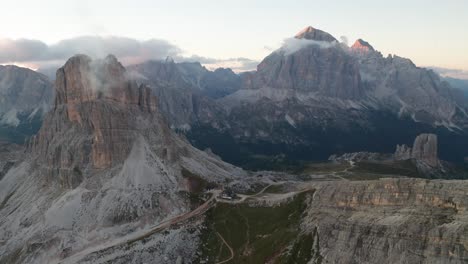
(31, 54, 160, 173)
(351, 38, 375, 54)
(294, 26, 337, 42)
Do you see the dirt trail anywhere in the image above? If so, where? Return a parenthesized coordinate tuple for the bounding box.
(215, 232, 234, 264)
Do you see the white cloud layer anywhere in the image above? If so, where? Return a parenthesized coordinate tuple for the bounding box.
(0, 36, 180, 68)
(0, 36, 258, 73)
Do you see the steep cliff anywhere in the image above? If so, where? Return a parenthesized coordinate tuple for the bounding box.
(240, 27, 363, 100)
(395, 133, 439, 167)
(303, 178, 468, 263)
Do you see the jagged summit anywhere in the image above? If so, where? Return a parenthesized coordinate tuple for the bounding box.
(31, 54, 240, 173)
(54, 54, 156, 121)
(351, 38, 375, 53)
(294, 26, 337, 42)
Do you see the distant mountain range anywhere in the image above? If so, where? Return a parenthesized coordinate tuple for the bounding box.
(2, 26, 468, 168)
(128, 26, 468, 168)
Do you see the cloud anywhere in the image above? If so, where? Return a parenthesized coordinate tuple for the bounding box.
(0, 39, 49, 62)
(280, 37, 338, 55)
(0, 36, 181, 69)
(0, 36, 259, 74)
(429, 67, 468, 80)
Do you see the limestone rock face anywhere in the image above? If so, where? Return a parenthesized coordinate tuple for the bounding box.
(393, 133, 439, 167)
(351, 38, 375, 54)
(55, 54, 157, 123)
(245, 27, 363, 100)
(262, 49, 361, 99)
(29, 54, 241, 187)
(304, 179, 468, 263)
(411, 133, 438, 166)
(352, 39, 465, 128)
(0, 142, 20, 180)
(31, 54, 160, 179)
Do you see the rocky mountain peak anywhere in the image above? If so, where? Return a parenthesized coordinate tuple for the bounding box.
(351, 38, 375, 53)
(31, 54, 161, 173)
(54, 54, 157, 124)
(411, 133, 438, 167)
(29, 54, 240, 186)
(245, 26, 362, 99)
(394, 133, 439, 167)
(294, 26, 337, 42)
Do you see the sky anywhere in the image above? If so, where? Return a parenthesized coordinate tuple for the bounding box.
(0, 0, 467, 77)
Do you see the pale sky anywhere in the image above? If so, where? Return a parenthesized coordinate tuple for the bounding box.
(1, 0, 467, 74)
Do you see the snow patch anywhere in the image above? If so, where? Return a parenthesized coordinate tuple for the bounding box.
(171, 123, 191, 132)
(285, 114, 296, 127)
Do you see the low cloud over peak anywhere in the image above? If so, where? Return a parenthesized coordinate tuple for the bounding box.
(0, 36, 258, 74)
(429, 66, 468, 80)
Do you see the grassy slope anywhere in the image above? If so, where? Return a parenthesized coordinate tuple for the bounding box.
(197, 191, 321, 264)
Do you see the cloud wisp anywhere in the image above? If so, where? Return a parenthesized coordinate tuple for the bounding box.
(279, 37, 338, 55)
